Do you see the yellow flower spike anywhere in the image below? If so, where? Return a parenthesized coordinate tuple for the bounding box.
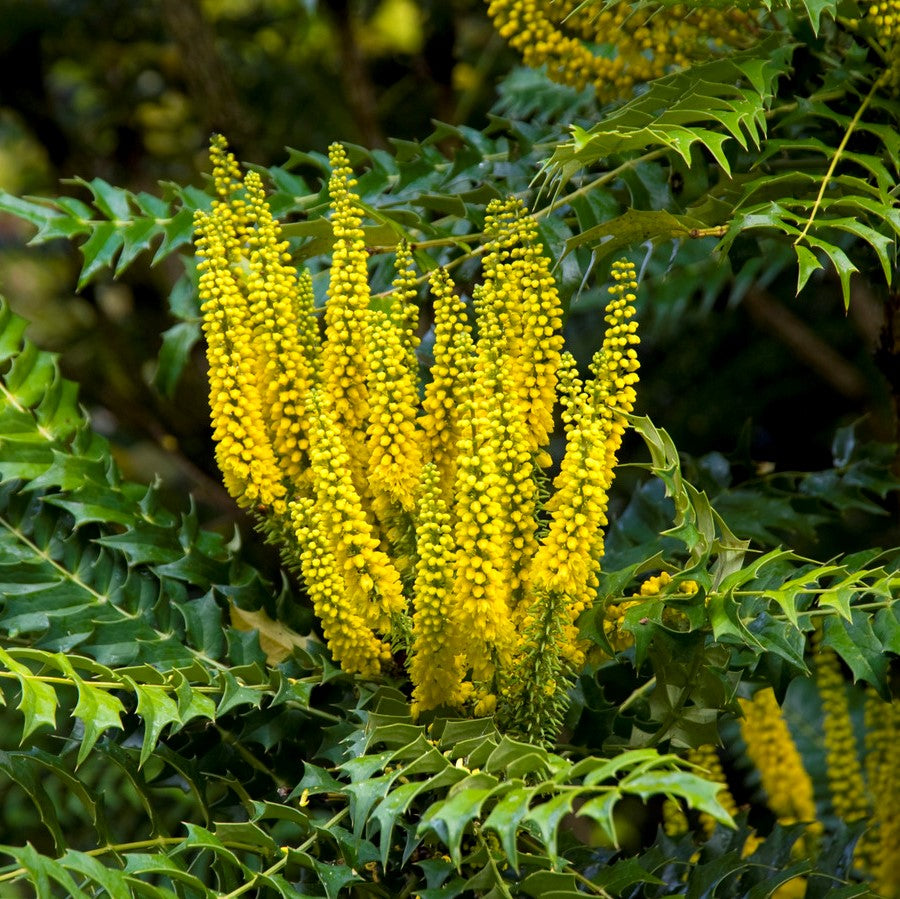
(291, 497, 389, 677)
(321, 143, 373, 485)
(451, 369, 516, 682)
(530, 260, 640, 608)
(420, 267, 476, 497)
(409, 463, 470, 716)
(739, 687, 821, 851)
(479, 198, 564, 464)
(812, 645, 871, 825)
(662, 798, 689, 837)
(194, 156, 287, 514)
(366, 246, 423, 515)
(305, 388, 406, 631)
(241, 169, 320, 491)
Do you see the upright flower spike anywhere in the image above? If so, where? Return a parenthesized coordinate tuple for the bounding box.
(242, 169, 320, 492)
(478, 198, 563, 465)
(858, 690, 899, 894)
(366, 244, 424, 516)
(451, 364, 516, 687)
(589, 260, 641, 438)
(409, 463, 471, 716)
(529, 262, 640, 622)
(739, 687, 821, 847)
(321, 143, 373, 485)
(813, 645, 870, 825)
(291, 497, 389, 677)
(420, 268, 476, 497)
(195, 138, 287, 514)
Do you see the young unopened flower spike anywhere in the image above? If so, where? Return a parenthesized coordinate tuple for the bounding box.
(420, 268, 476, 496)
(366, 244, 423, 515)
(321, 143, 373, 485)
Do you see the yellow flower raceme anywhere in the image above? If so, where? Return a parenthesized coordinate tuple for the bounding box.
(869, 0, 900, 87)
(813, 646, 870, 824)
(739, 687, 821, 844)
(291, 497, 389, 677)
(321, 143, 373, 484)
(531, 261, 640, 609)
(419, 268, 476, 497)
(859, 690, 900, 896)
(366, 244, 423, 515)
(485, 0, 752, 103)
(242, 170, 320, 491)
(687, 744, 739, 839)
(195, 139, 287, 514)
(305, 389, 406, 633)
(409, 463, 471, 716)
(477, 198, 563, 464)
(451, 347, 517, 684)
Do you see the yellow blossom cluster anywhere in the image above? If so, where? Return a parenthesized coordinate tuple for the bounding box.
(738, 687, 821, 852)
(195, 137, 640, 741)
(485, 0, 752, 103)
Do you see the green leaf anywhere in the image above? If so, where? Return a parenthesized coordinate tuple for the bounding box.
(153, 321, 201, 398)
(0, 646, 59, 739)
(77, 221, 125, 289)
(821, 611, 888, 693)
(481, 785, 532, 872)
(418, 772, 500, 867)
(126, 679, 183, 767)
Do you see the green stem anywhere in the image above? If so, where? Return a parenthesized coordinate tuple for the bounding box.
(218, 850, 290, 898)
(794, 71, 888, 246)
(473, 824, 515, 899)
(619, 676, 657, 714)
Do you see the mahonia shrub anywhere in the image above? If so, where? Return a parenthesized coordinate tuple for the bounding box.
(194, 136, 640, 744)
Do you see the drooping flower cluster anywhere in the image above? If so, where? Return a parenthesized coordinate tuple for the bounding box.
(485, 0, 752, 102)
(195, 138, 640, 741)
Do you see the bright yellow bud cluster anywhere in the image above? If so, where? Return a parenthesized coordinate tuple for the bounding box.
(485, 0, 752, 103)
(196, 138, 640, 741)
(739, 687, 821, 851)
